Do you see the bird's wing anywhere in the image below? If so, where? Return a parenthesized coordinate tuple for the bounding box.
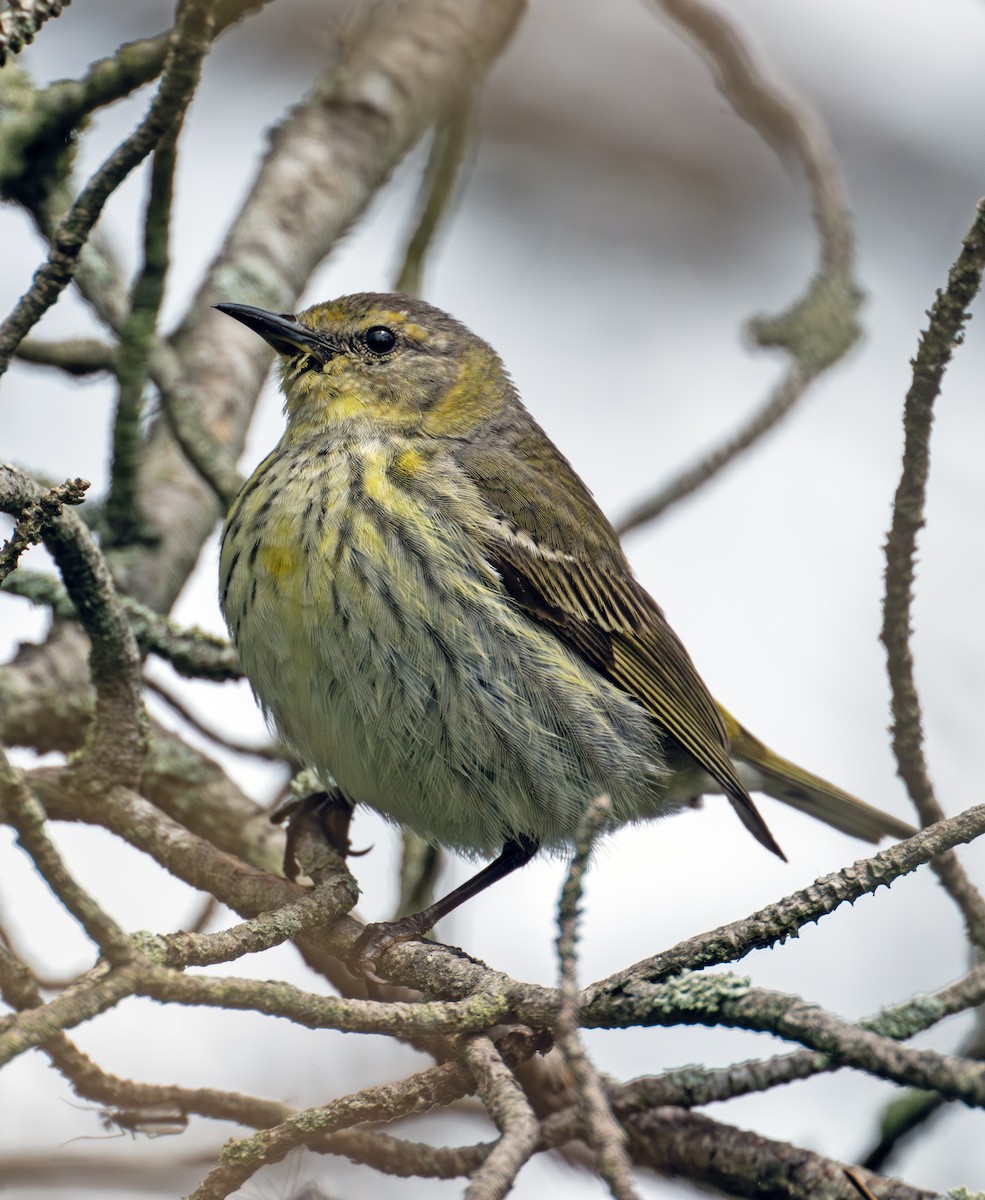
(476, 514, 784, 858)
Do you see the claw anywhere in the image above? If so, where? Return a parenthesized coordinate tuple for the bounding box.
(272, 788, 356, 880)
(351, 913, 434, 975)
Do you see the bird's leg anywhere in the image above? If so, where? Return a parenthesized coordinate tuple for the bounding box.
(352, 834, 539, 970)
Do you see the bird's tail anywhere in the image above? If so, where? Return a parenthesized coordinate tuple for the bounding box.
(721, 709, 917, 843)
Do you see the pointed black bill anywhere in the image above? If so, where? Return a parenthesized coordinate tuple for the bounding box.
(213, 302, 338, 361)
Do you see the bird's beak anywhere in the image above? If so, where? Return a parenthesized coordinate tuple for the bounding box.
(213, 303, 339, 362)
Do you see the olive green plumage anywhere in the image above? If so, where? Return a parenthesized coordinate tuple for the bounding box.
(217, 293, 913, 882)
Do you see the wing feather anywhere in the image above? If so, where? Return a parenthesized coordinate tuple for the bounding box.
(460, 423, 783, 858)
(484, 520, 783, 857)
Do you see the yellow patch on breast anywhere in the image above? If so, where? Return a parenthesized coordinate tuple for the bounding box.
(257, 542, 302, 581)
(360, 443, 422, 524)
(392, 446, 425, 482)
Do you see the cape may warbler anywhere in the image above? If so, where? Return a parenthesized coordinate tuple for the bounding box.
(217, 294, 912, 952)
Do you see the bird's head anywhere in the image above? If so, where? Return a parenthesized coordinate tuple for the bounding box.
(214, 292, 515, 440)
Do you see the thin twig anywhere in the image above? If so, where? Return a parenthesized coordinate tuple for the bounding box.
(0, 465, 147, 782)
(0, 747, 131, 962)
(105, 126, 181, 547)
(862, 985, 985, 1172)
(187, 1060, 476, 1199)
(612, 958, 985, 1111)
(0, 474, 88, 581)
(0, 0, 216, 377)
(0, 944, 481, 1071)
(5, 1, 267, 136)
(182, 893, 220, 935)
(157, 870, 358, 968)
(394, 101, 476, 297)
(14, 336, 116, 375)
(617, 0, 860, 532)
(146, 342, 244, 507)
(0, 960, 139, 1069)
(582, 803, 985, 1013)
(461, 1036, 539, 1200)
(144, 675, 279, 759)
(555, 797, 640, 1200)
(613, 1051, 825, 1112)
(311, 1128, 491, 1179)
(138, 968, 510, 1037)
(2, 569, 242, 679)
(0, 0, 69, 65)
(0, 936, 291, 1130)
(616, 969, 985, 1107)
(880, 198, 985, 949)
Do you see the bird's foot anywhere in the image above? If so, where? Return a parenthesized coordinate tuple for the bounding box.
(271, 788, 366, 881)
(351, 912, 434, 976)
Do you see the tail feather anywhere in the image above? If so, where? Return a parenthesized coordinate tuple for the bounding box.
(721, 710, 917, 844)
(726, 786, 788, 861)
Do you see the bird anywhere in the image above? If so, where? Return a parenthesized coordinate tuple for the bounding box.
(215, 293, 914, 960)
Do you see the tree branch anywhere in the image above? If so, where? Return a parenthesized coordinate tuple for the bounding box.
(0, 0, 69, 66)
(461, 1035, 539, 1200)
(880, 198, 985, 949)
(583, 804, 985, 1014)
(0, 466, 147, 782)
(0, 0, 217, 377)
(624, 1106, 937, 1200)
(618, 0, 860, 532)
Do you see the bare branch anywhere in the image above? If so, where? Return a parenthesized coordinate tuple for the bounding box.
(0, 466, 147, 781)
(0, 960, 140, 1068)
(144, 675, 279, 759)
(0, 746, 131, 961)
(0, 0, 69, 66)
(880, 198, 985, 949)
(583, 803, 985, 1013)
(0, 0, 216, 376)
(461, 1036, 539, 1200)
(104, 126, 181, 547)
(14, 335, 116, 375)
(2, 570, 242, 679)
(0, 473, 88, 580)
(0, 939, 289, 1130)
(394, 100, 476, 297)
(554, 796, 639, 1199)
(187, 1059, 476, 1199)
(612, 958, 985, 1113)
(613, 970, 985, 1107)
(618, 0, 860, 532)
(624, 1106, 938, 1200)
(310, 1128, 490, 1179)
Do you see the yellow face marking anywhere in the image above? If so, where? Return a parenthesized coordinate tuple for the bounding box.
(423, 346, 502, 438)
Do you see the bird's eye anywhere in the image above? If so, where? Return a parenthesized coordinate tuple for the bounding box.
(362, 326, 397, 355)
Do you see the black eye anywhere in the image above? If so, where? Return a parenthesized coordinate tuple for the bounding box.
(362, 326, 397, 355)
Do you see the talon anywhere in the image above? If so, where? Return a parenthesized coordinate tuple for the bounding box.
(351, 915, 433, 974)
(271, 788, 356, 879)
